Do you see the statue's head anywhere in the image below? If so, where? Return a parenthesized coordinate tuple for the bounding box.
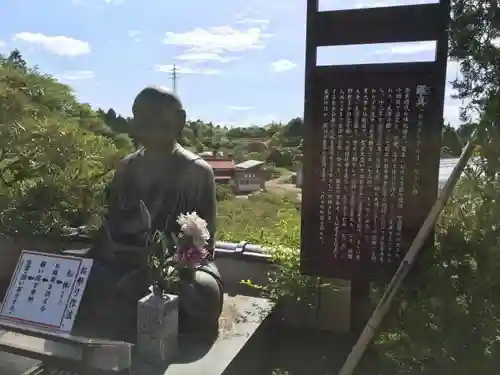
(131, 85, 186, 149)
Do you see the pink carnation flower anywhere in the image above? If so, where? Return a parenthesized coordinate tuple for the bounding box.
(174, 246, 208, 269)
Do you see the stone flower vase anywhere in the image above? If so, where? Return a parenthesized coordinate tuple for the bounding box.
(137, 284, 179, 364)
(177, 268, 195, 333)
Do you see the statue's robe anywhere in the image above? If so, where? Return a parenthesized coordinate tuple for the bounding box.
(81, 144, 222, 340)
(104, 144, 215, 253)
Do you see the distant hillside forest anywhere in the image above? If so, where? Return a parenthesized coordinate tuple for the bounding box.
(99, 95, 470, 167)
(97, 107, 305, 169)
(3, 49, 470, 176)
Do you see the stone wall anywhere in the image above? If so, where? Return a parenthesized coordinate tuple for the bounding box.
(0, 235, 352, 333)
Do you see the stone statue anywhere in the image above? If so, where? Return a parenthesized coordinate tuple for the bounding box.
(77, 86, 223, 341)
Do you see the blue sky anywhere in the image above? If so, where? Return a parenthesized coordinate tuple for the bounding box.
(0, 0, 464, 127)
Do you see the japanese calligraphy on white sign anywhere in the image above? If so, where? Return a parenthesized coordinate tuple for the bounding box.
(0, 250, 93, 332)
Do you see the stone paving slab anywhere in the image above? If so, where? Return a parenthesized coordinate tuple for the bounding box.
(133, 295, 273, 375)
(0, 295, 273, 375)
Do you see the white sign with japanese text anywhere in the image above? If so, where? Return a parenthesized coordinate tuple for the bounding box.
(0, 250, 93, 332)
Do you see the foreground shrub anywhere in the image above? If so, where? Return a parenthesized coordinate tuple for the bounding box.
(375, 163, 500, 374)
(215, 184, 234, 201)
(223, 192, 327, 307)
(0, 53, 130, 235)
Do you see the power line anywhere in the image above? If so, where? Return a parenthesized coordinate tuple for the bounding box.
(169, 64, 179, 93)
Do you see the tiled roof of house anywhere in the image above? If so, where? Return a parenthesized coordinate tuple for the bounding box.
(206, 159, 236, 170)
(235, 160, 265, 169)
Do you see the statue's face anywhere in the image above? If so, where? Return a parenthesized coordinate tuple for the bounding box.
(132, 104, 185, 149)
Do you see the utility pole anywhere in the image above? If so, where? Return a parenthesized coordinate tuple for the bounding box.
(169, 64, 179, 93)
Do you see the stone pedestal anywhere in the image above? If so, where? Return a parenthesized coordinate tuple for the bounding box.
(137, 292, 178, 364)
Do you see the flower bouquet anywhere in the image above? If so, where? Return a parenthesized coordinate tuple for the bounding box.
(137, 211, 210, 363)
(148, 211, 211, 294)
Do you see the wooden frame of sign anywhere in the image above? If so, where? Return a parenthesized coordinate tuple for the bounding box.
(300, 0, 451, 332)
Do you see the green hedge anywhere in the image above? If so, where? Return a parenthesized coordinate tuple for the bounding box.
(0, 53, 131, 235)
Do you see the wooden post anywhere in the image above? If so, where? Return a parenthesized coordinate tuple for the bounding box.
(349, 279, 370, 335)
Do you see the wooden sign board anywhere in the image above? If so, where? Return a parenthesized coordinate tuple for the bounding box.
(0, 251, 93, 332)
(301, 63, 443, 279)
(300, 1, 450, 280)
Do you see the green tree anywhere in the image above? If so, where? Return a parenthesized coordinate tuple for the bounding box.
(266, 147, 295, 169)
(374, 2, 500, 373)
(6, 49, 27, 70)
(441, 122, 463, 157)
(0, 50, 128, 235)
(456, 122, 475, 145)
(282, 117, 303, 146)
(449, 0, 500, 175)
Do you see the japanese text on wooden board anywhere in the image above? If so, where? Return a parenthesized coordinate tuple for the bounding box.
(303, 79, 438, 279)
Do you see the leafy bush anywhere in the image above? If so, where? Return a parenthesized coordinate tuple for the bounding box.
(0, 52, 130, 235)
(218, 192, 324, 305)
(215, 184, 234, 201)
(375, 161, 500, 374)
(266, 147, 295, 169)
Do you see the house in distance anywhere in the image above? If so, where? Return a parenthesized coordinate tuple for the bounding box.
(234, 160, 266, 193)
(202, 156, 236, 185)
(200, 151, 268, 194)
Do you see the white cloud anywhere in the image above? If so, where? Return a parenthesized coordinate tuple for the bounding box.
(175, 53, 239, 63)
(228, 105, 254, 111)
(443, 60, 466, 127)
(236, 18, 269, 26)
(270, 59, 297, 72)
(155, 64, 221, 75)
(375, 41, 435, 55)
(13, 32, 90, 56)
(164, 25, 269, 74)
(104, 0, 124, 4)
(57, 70, 95, 81)
(163, 26, 271, 54)
(128, 30, 141, 42)
(446, 60, 461, 83)
(443, 102, 462, 126)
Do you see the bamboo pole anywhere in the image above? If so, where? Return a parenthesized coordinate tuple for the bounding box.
(337, 129, 478, 375)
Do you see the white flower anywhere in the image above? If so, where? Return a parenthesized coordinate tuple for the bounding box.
(176, 211, 210, 249)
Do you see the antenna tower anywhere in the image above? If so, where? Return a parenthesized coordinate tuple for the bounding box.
(169, 64, 179, 93)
